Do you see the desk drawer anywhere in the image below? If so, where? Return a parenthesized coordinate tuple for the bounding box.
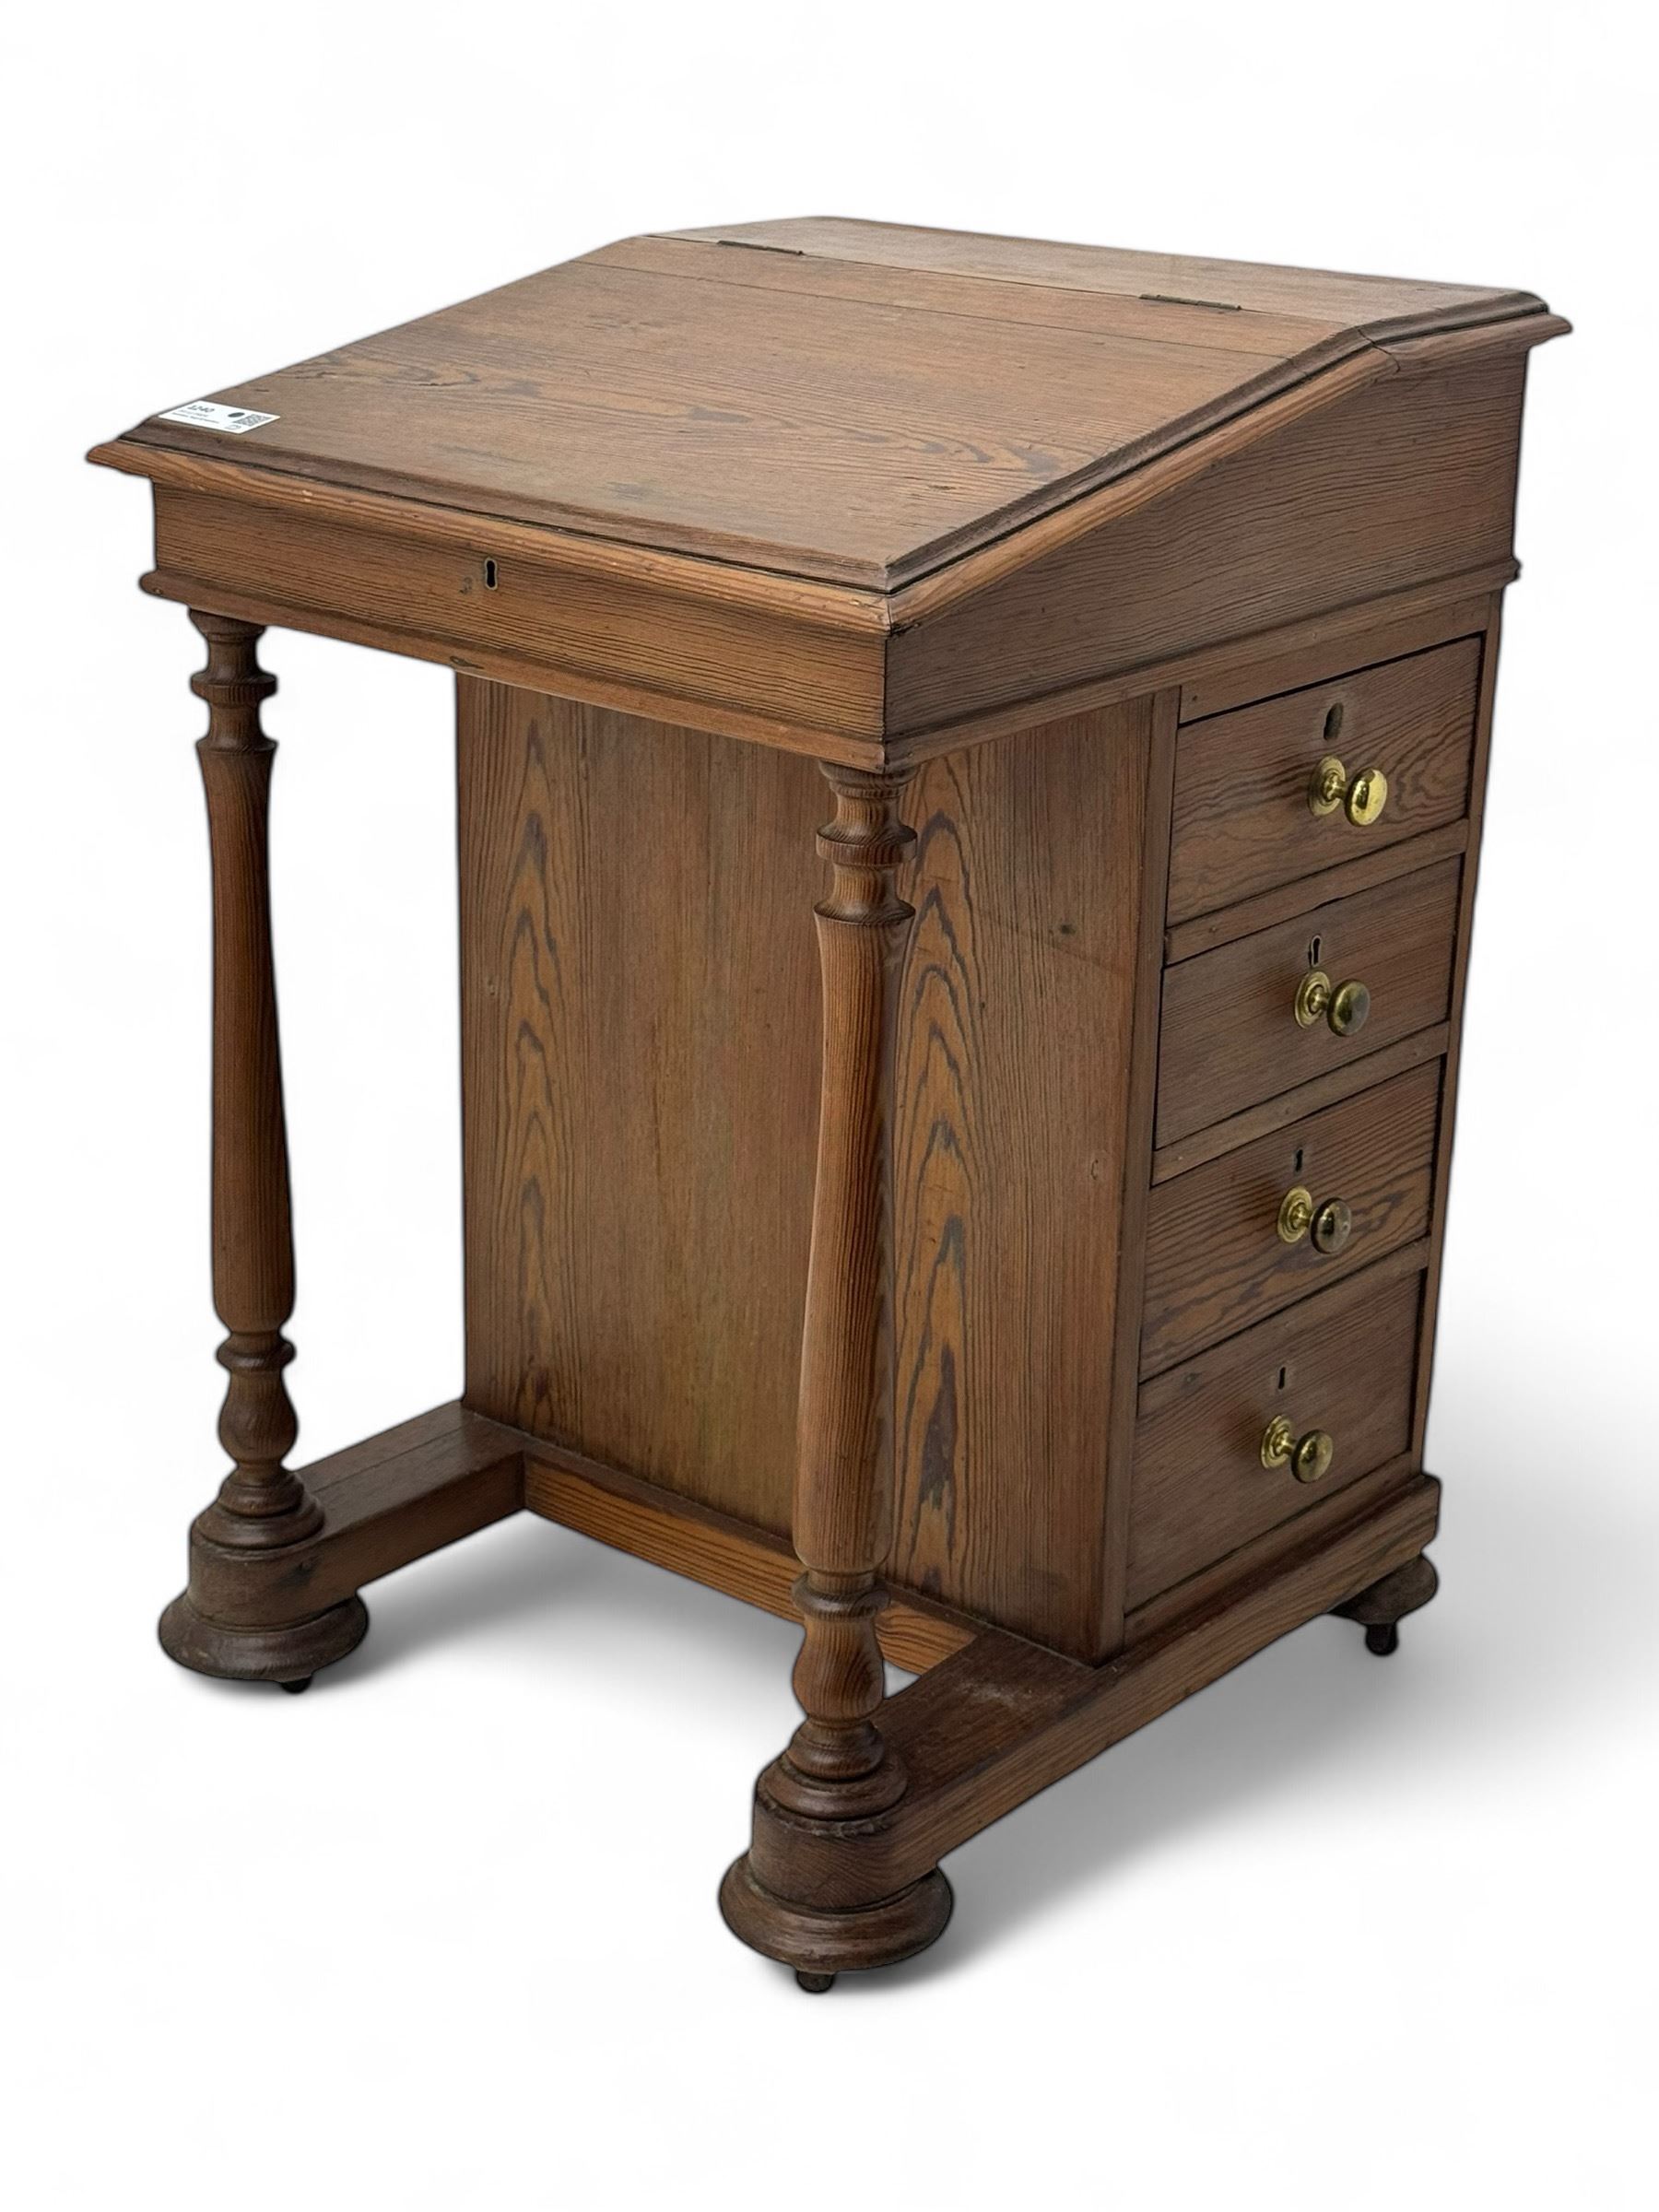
(1167, 637, 1481, 924)
(1128, 1262, 1423, 1610)
(1156, 857, 1460, 1147)
(1140, 1060, 1441, 1376)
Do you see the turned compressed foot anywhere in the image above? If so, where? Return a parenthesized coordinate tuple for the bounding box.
(795, 1971, 837, 1994)
(721, 1851, 953, 1982)
(159, 1590, 368, 1686)
(1333, 1552, 1437, 1654)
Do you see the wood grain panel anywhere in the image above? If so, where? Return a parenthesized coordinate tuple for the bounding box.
(1123, 1450, 1421, 1644)
(113, 221, 1542, 591)
(1141, 1060, 1441, 1374)
(888, 703, 1159, 1654)
(671, 218, 1537, 332)
(458, 684, 825, 1532)
(153, 487, 886, 742)
(1167, 636, 1481, 923)
(521, 1444, 975, 1674)
(119, 261, 1289, 588)
(887, 354, 1527, 734)
(1163, 820, 1469, 963)
(768, 1476, 1441, 1905)
(1150, 1024, 1450, 1182)
(1413, 607, 1503, 1458)
(593, 235, 1356, 357)
(460, 684, 1162, 1655)
(1156, 858, 1462, 1147)
(1129, 1255, 1425, 1608)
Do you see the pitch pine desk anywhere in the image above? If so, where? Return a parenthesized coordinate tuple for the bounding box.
(92, 218, 1566, 1987)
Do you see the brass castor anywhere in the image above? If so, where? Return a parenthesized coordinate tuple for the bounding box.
(1364, 1623, 1401, 1657)
(278, 1677, 313, 1694)
(795, 1971, 837, 1994)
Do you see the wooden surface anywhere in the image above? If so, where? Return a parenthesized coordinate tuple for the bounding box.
(746, 1476, 1441, 1912)
(149, 479, 888, 748)
(104, 219, 1545, 592)
(1151, 1023, 1451, 1183)
(461, 683, 1167, 1658)
(458, 684, 822, 1533)
(1129, 1253, 1425, 1608)
(1156, 856, 1463, 1146)
(884, 351, 1529, 738)
(1163, 819, 1470, 964)
(1141, 1060, 1441, 1375)
(522, 1441, 973, 1674)
(888, 700, 1167, 1655)
(1168, 635, 1481, 923)
(106, 451, 1514, 770)
(1412, 607, 1504, 1460)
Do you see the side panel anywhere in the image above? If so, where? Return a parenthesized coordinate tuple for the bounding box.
(888, 702, 1163, 1654)
(459, 685, 1161, 1654)
(458, 683, 823, 1534)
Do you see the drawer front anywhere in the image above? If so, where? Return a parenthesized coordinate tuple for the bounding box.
(1128, 1263, 1423, 1610)
(1167, 637, 1481, 924)
(1140, 1060, 1441, 1377)
(1156, 857, 1460, 1147)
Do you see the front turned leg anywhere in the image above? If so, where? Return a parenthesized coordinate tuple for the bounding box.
(158, 614, 368, 1688)
(1332, 1552, 1439, 1655)
(721, 766, 951, 1989)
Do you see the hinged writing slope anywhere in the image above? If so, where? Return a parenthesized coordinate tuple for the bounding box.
(108, 217, 1552, 589)
(92, 221, 1564, 765)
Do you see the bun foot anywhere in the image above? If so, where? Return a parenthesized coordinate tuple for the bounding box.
(721, 1854, 952, 1982)
(159, 1591, 369, 1687)
(278, 1675, 314, 1694)
(1332, 1552, 1437, 1653)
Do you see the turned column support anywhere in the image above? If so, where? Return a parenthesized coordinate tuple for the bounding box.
(722, 763, 952, 1983)
(159, 613, 368, 1686)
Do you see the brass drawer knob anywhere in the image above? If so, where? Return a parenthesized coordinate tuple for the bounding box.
(1295, 968, 1371, 1036)
(1309, 754, 1389, 827)
(1277, 1186, 1354, 1253)
(1261, 1416, 1335, 1484)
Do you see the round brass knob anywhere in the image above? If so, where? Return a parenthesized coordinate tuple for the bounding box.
(1261, 1416, 1335, 1484)
(1312, 1197, 1353, 1253)
(1276, 1188, 1355, 1253)
(1294, 969, 1371, 1036)
(1309, 755, 1390, 827)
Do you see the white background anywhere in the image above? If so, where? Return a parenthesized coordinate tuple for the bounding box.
(5, 5, 1654, 2206)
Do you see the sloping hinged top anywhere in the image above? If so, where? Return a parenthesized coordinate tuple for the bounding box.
(105, 216, 1555, 592)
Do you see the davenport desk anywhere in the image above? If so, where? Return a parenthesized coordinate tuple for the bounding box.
(92, 218, 1566, 1987)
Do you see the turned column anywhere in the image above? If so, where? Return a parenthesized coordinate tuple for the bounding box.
(158, 614, 368, 1687)
(721, 764, 953, 1985)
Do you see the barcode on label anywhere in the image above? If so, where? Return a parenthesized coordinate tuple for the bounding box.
(158, 400, 279, 434)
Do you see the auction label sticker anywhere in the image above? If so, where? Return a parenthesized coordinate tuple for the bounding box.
(157, 400, 278, 433)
